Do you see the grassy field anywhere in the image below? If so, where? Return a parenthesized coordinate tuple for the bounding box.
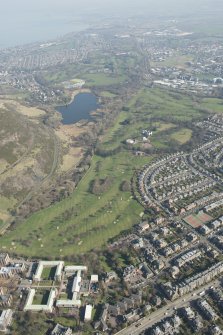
(100, 88, 204, 152)
(153, 122, 176, 132)
(33, 290, 50, 305)
(54, 316, 78, 328)
(0, 88, 219, 258)
(41, 52, 134, 87)
(200, 98, 223, 113)
(60, 147, 83, 172)
(171, 128, 192, 144)
(151, 53, 193, 69)
(42, 63, 83, 84)
(1, 151, 148, 257)
(41, 266, 56, 280)
(0, 196, 17, 212)
(127, 88, 204, 121)
(100, 91, 117, 98)
(81, 73, 127, 87)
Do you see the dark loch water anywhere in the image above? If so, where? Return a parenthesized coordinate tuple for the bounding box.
(57, 92, 100, 125)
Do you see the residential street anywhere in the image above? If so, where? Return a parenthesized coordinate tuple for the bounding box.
(115, 279, 219, 335)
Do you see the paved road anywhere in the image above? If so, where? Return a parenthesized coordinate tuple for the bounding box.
(115, 279, 219, 335)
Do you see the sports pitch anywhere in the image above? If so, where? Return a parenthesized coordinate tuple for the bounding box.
(184, 212, 213, 228)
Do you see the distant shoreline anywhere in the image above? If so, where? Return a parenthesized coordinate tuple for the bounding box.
(68, 89, 92, 105)
(0, 22, 89, 50)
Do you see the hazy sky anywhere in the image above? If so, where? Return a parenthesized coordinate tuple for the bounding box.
(0, 0, 222, 48)
(2, 0, 222, 16)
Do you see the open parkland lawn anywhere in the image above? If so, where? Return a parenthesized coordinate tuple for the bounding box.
(151, 53, 194, 69)
(171, 128, 192, 144)
(200, 98, 223, 113)
(100, 91, 117, 98)
(100, 88, 205, 151)
(0, 88, 221, 258)
(1, 152, 148, 258)
(82, 73, 127, 87)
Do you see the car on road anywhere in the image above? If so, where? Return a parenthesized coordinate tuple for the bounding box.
(135, 322, 142, 327)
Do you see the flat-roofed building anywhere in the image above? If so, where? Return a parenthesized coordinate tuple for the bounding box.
(33, 261, 64, 282)
(24, 288, 57, 313)
(84, 304, 93, 322)
(72, 274, 81, 293)
(64, 265, 87, 276)
(0, 309, 13, 331)
(56, 292, 81, 308)
(51, 323, 72, 335)
(55, 262, 64, 281)
(90, 275, 98, 283)
(56, 264, 89, 309)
